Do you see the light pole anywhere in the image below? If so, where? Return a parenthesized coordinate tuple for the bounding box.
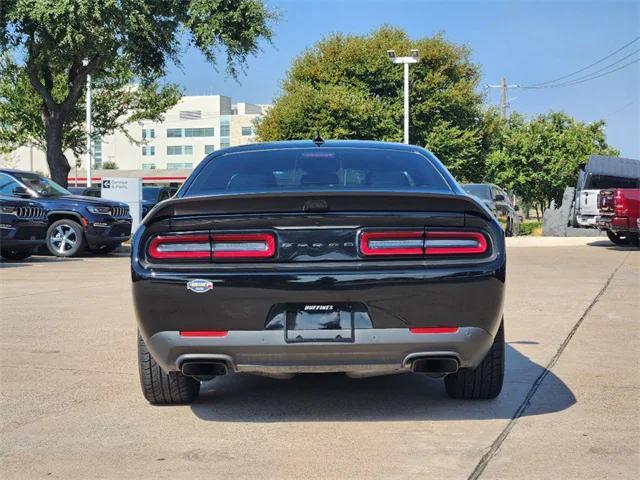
(387, 49, 420, 144)
(83, 59, 92, 187)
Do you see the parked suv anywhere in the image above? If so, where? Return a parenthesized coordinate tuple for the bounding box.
(597, 188, 640, 246)
(0, 195, 48, 261)
(0, 169, 132, 257)
(142, 186, 177, 217)
(462, 183, 520, 236)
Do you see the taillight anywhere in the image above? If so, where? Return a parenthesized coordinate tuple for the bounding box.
(359, 230, 424, 256)
(148, 234, 211, 260)
(424, 231, 487, 255)
(147, 232, 276, 261)
(212, 233, 276, 258)
(614, 190, 628, 216)
(359, 230, 488, 257)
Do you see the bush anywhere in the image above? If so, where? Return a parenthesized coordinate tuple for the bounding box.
(101, 160, 119, 170)
(519, 221, 542, 236)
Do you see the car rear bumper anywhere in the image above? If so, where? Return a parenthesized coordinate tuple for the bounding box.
(597, 215, 638, 233)
(146, 327, 494, 375)
(577, 214, 598, 227)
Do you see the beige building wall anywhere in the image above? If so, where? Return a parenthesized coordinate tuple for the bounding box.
(6, 95, 269, 177)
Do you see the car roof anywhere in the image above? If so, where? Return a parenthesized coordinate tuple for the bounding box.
(210, 139, 427, 155)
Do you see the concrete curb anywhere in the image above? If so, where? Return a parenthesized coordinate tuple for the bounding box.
(507, 237, 611, 247)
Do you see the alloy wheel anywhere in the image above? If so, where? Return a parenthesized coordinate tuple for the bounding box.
(50, 224, 78, 254)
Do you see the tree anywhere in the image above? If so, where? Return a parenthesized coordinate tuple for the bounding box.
(485, 111, 619, 218)
(102, 160, 118, 170)
(256, 26, 488, 181)
(0, 0, 274, 186)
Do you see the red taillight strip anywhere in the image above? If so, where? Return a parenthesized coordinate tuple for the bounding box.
(148, 234, 211, 259)
(424, 231, 487, 255)
(211, 233, 276, 258)
(359, 230, 424, 256)
(179, 330, 228, 337)
(410, 327, 459, 334)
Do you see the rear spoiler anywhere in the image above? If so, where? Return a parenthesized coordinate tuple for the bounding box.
(145, 190, 492, 225)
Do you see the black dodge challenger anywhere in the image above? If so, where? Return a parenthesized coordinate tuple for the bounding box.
(132, 140, 505, 405)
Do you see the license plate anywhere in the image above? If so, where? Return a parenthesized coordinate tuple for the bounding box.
(285, 304, 354, 343)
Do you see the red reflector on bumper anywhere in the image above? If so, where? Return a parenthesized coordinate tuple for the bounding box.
(409, 327, 459, 334)
(179, 330, 228, 337)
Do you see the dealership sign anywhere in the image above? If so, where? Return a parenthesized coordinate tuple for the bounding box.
(101, 177, 143, 233)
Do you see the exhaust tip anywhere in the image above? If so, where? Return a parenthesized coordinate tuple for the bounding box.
(181, 361, 228, 380)
(411, 357, 459, 375)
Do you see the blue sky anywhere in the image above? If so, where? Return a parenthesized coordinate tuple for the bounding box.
(166, 0, 639, 158)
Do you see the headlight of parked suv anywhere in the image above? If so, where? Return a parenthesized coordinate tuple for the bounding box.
(86, 206, 111, 215)
(0, 206, 16, 214)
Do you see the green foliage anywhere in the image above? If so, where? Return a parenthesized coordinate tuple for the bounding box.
(518, 221, 542, 236)
(256, 26, 488, 181)
(101, 160, 118, 170)
(485, 112, 619, 211)
(0, 0, 275, 185)
(0, 53, 181, 156)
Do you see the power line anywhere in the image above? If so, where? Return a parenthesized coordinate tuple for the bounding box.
(523, 36, 639, 88)
(524, 58, 639, 89)
(523, 48, 640, 89)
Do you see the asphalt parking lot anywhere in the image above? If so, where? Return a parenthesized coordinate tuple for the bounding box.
(1, 238, 638, 479)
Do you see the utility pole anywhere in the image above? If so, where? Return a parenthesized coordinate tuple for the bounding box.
(486, 79, 520, 118)
(501, 77, 507, 118)
(83, 59, 92, 187)
(387, 49, 420, 143)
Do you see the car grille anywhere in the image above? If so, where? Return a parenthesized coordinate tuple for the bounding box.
(110, 206, 129, 217)
(16, 206, 45, 219)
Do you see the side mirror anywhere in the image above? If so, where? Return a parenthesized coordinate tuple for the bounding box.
(494, 194, 505, 202)
(12, 186, 32, 198)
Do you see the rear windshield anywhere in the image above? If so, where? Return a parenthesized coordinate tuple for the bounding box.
(585, 175, 639, 189)
(462, 184, 492, 200)
(186, 148, 451, 196)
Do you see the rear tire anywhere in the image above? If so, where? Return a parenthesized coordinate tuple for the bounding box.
(137, 332, 200, 405)
(445, 320, 504, 400)
(606, 230, 629, 246)
(505, 219, 513, 237)
(0, 248, 34, 261)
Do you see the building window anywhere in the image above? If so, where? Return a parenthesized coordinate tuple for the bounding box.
(166, 162, 193, 170)
(220, 118, 230, 137)
(179, 110, 202, 120)
(167, 145, 193, 155)
(185, 127, 215, 138)
(204, 145, 215, 154)
(241, 126, 253, 136)
(142, 163, 156, 170)
(142, 128, 155, 139)
(92, 136, 102, 168)
(167, 128, 182, 138)
(220, 139, 230, 149)
(142, 146, 155, 156)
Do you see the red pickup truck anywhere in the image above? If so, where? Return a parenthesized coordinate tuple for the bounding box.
(597, 188, 640, 246)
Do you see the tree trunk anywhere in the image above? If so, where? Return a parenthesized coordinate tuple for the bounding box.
(44, 116, 71, 187)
